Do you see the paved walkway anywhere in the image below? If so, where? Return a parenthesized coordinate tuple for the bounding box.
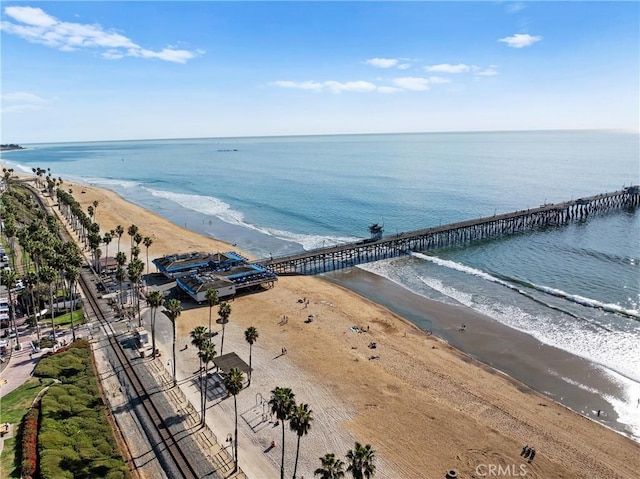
(0, 339, 37, 398)
(152, 332, 276, 479)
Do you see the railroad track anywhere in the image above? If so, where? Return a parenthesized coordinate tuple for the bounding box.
(78, 253, 201, 479)
(23, 181, 202, 479)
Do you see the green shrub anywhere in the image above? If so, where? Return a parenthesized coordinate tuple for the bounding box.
(33, 340, 129, 479)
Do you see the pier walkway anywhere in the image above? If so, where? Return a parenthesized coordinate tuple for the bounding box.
(261, 187, 640, 275)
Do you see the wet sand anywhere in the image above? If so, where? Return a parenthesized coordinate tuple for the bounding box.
(326, 268, 632, 435)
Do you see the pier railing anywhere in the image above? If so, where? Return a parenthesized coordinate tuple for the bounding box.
(260, 186, 639, 275)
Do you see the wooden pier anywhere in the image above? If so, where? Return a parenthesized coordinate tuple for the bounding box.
(261, 186, 639, 275)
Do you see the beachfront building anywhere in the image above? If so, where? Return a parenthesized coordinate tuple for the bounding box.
(155, 250, 278, 302)
(177, 273, 237, 302)
(176, 261, 278, 302)
(153, 251, 248, 279)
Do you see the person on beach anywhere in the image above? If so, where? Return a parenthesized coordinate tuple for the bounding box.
(521, 445, 529, 457)
(528, 448, 536, 463)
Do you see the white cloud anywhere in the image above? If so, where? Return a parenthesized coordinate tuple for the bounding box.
(1, 6, 200, 63)
(273, 74, 454, 94)
(425, 63, 471, 74)
(272, 80, 324, 91)
(377, 86, 401, 94)
(475, 68, 498, 77)
(506, 2, 526, 14)
(1, 92, 48, 113)
(365, 58, 412, 69)
(426, 76, 451, 84)
(392, 77, 430, 91)
(4, 6, 56, 27)
(498, 33, 542, 48)
(365, 57, 399, 68)
(324, 80, 377, 93)
(272, 80, 377, 94)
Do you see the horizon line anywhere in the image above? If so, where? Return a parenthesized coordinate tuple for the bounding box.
(9, 127, 640, 146)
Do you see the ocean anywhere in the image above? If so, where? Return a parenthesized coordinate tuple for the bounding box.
(2, 129, 639, 440)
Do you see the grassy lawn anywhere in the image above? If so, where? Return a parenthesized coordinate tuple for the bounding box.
(37, 308, 85, 330)
(0, 377, 54, 424)
(0, 378, 56, 479)
(0, 437, 18, 478)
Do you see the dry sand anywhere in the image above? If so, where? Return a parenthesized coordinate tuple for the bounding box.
(67, 182, 639, 478)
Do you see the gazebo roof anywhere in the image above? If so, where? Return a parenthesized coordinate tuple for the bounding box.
(213, 352, 251, 375)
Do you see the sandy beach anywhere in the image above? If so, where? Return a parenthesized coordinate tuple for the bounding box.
(66, 181, 639, 478)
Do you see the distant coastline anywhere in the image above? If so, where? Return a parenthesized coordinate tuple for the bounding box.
(0, 144, 25, 151)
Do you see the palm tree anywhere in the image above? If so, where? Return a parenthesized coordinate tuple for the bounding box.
(314, 454, 345, 479)
(244, 326, 259, 386)
(190, 325, 209, 372)
(224, 367, 244, 473)
(103, 232, 112, 266)
(198, 339, 217, 425)
(290, 403, 313, 479)
(143, 236, 153, 274)
(217, 301, 231, 355)
(127, 224, 138, 251)
(64, 266, 79, 342)
(205, 288, 218, 338)
(115, 266, 126, 314)
(164, 298, 182, 386)
(269, 386, 296, 479)
(115, 225, 124, 254)
(346, 442, 376, 479)
(0, 269, 20, 348)
(39, 265, 57, 341)
(127, 258, 144, 325)
(115, 251, 127, 312)
(92, 200, 99, 222)
(25, 271, 40, 342)
(146, 290, 164, 358)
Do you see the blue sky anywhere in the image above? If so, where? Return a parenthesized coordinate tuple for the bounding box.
(1, 1, 638, 143)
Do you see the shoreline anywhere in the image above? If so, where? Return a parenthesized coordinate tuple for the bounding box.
(325, 267, 637, 441)
(26, 177, 640, 477)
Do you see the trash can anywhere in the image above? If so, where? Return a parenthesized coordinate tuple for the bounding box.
(445, 471, 457, 479)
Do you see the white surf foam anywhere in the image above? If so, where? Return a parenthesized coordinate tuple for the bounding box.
(549, 368, 640, 442)
(144, 186, 358, 251)
(360, 255, 640, 441)
(360, 255, 640, 384)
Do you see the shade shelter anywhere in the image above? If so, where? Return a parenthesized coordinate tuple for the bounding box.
(213, 352, 252, 376)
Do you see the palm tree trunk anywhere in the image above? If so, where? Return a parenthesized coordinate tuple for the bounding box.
(201, 363, 206, 425)
(292, 436, 301, 479)
(172, 319, 177, 386)
(30, 289, 39, 342)
(233, 395, 239, 472)
(280, 422, 286, 479)
(221, 322, 226, 356)
(119, 279, 124, 313)
(49, 284, 55, 341)
(8, 291, 19, 350)
(69, 283, 76, 342)
(248, 345, 253, 386)
(136, 283, 142, 327)
(151, 310, 156, 358)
